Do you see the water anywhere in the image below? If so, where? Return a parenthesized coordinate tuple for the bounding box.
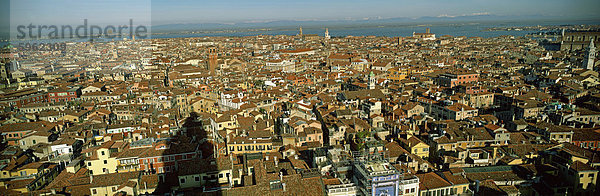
(150, 21, 570, 39)
(2, 20, 599, 46)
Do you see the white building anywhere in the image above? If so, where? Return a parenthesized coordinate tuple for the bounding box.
(219, 90, 246, 110)
(106, 124, 137, 134)
(265, 59, 295, 73)
(51, 143, 74, 155)
(327, 182, 358, 196)
(399, 175, 420, 196)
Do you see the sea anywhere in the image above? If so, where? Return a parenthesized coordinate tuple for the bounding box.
(149, 20, 600, 39)
(152, 23, 539, 39)
(2, 20, 599, 46)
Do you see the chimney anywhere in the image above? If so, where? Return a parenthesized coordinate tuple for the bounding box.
(274, 156, 278, 167)
(279, 171, 283, 181)
(282, 183, 286, 192)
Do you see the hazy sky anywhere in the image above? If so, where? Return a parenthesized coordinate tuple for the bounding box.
(151, 0, 600, 24)
(8, 0, 600, 25)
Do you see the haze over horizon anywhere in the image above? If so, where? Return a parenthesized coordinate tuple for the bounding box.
(6, 0, 600, 26)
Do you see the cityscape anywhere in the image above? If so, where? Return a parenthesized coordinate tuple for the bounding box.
(1, 0, 600, 196)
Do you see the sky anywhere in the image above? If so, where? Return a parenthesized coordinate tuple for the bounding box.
(150, 0, 600, 24)
(5, 0, 600, 26)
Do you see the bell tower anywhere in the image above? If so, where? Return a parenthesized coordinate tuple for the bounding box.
(584, 39, 596, 70)
(368, 71, 375, 89)
(208, 47, 218, 76)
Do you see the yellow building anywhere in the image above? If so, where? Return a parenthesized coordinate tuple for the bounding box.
(83, 144, 119, 175)
(190, 97, 218, 114)
(89, 171, 139, 196)
(569, 161, 598, 194)
(387, 67, 409, 82)
(464, 92, 495, 108)
(227, 136, 275, 155)
(0, 162, 60, 193)
(0, 178, 32, 193)
(177, 157, 234, 189)
(1, 162, 43, 178)
(399, 135, 430, 159)
(211, 113, 239, 133)
(417, 171, 470, 196)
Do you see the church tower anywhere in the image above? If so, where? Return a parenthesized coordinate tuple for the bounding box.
(208, 47, 218, 76)
(325, 28, 330, 39)
(299, 26, 303, 36)
(584, 39, 596, 70)
(368, 71, 375, 89)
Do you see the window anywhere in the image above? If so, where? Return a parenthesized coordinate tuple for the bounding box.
(112, 187, 116, 192)
(180, 178, 186, 184)
(219, 173, 223, 178)
(195, 176, 200, 181)
(88, 162, 92, 166)
(32, 140, 36, 144)
(101, 151, 105, 156)
(589, 173, 594, 178)
(92, 189, 97, 194)
(104, 160, 107, 164)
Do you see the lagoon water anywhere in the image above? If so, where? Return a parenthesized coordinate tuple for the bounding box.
(152, 23, 540, 39)
(3, 20, 600, 46)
